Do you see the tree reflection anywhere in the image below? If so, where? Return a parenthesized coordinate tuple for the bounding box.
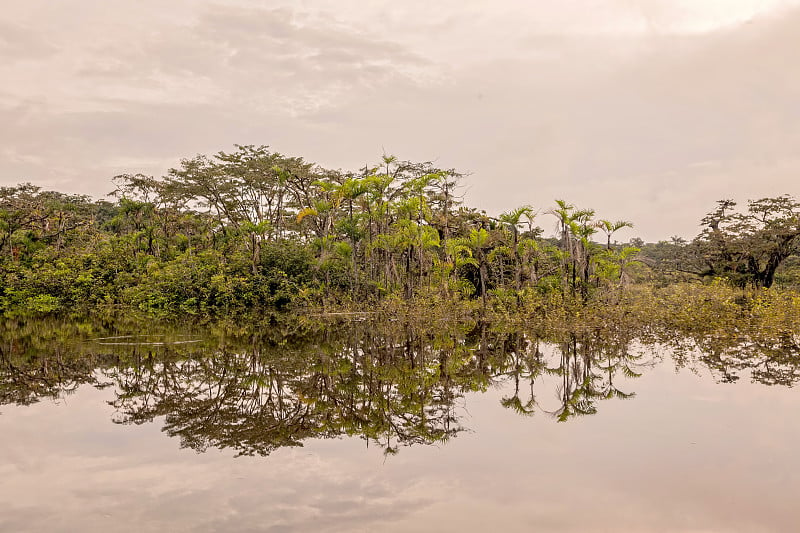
(482, 327, 648, 422)
(103, 323, 475, 456)
(0, 318, 113, 406)
(1, 314, 799, 455)
(666, 329, 800, 386)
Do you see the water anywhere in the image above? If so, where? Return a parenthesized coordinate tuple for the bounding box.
(1, 316, 798, 532)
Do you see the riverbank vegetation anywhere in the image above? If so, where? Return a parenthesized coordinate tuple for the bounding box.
(2, 145, 799, 318)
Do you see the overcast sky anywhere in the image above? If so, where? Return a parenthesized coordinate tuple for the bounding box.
(3, 0, 799, 241)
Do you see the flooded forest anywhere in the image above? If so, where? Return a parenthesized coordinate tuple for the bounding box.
(2, 146, 800, 531)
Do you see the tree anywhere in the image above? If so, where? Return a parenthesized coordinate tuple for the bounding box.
(454, 228, 492, 307)
(498, 206, 535, 292)
(688, 195, 800, 288)
(0, 184, 95, 260)
(598, 219, 633, 251)
(165, 145, 311, 274)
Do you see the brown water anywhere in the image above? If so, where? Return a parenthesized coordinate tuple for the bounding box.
(1, 316, 798, 532)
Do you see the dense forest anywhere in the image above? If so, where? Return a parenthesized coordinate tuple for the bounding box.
(2, 144, 799, 316)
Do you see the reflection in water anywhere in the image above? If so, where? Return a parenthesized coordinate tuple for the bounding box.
(668, 330, 800, 386)
(1, 314, 798, 456)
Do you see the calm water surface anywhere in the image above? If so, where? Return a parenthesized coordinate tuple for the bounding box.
(1, 316, 798, 532)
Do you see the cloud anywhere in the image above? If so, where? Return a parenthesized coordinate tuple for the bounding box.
(0, 1, 436, 194)
(1, 1, 799, 240)
(0, 20, 57, 61)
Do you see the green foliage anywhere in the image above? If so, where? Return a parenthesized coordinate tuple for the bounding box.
(686, 196, 800, 288)
(24, 294, 62, 314)
(3, 146, 797, 318)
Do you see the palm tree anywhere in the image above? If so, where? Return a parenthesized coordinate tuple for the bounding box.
(454, 228, 491, 308)
(598, 219, 633, 251)
(548, 200, 575, 293)
(498, 205, 534, 291)
(435, 240, 478, 297)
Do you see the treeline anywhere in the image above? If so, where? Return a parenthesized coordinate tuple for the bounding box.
(1, 145, 799, 315)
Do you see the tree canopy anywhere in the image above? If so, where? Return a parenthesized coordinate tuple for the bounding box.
(3, 144, 798, 317)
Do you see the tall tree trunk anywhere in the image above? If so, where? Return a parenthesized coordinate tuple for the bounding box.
(479, 256, 488, 309)
(251, 234, 260, 275)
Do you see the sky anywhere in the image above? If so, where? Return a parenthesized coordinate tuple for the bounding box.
(2, 0, 800, 241)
